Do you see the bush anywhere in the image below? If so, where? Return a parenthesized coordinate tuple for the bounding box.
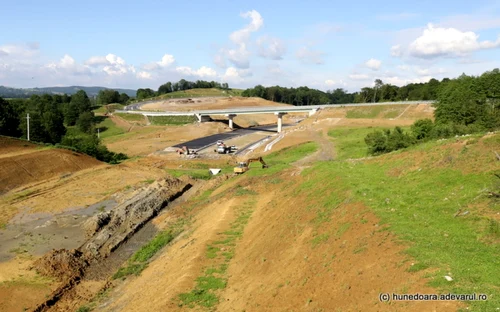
(60, 132, 127, 164)
(411, 119, 434, 141)
(364, 130, 388, 155)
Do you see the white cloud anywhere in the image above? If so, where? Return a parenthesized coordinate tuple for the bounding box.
(85, 56, 108, 66)
(229, 10, 263, 45)
(365, 58, 382, 70)
(215, 10, 263, 69)
(409, 23, 500, 58)
(256, 36, 286, 60)
(384, 75, 433, 86)
(45, 54, 90, 75)
(143, 54, 176, 71)
(102, 54, 134, 76)
(398, 65, 410, 71)
(222, 67, 252, 84)
(267, 64, 282, 75)
(391, 45, 402, 57)
(213, 52, 226, 68)
(137, 71, 152, 80)
(83, 53, 135, 76)
(325, 79, 347, 87)
(349, 74, 370, 80)
(158, 54, 175, 67)
(175, 65, 217, 78)
(296, 47, 325, 64)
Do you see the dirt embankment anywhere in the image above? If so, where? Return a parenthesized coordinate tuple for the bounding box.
(30, 177, 192, 312)
(98, 168, 459, 312)
(141, 96, 291, 112)
(0, 137, 102, 194)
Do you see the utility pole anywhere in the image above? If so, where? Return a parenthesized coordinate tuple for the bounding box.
(26, 113, 30, 141)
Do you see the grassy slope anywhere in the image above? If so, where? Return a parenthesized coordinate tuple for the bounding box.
(135, 88, 243, 103)
(298, 130, 499, 311)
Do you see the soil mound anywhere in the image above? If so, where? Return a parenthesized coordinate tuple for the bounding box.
(32, 249, 88, 281)
(0, 137, 102, 194)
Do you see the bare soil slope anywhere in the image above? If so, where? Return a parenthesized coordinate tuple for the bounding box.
(141, 96, 291, 111)
(99, 167, 460, 312)
(0, 137, 102, 194)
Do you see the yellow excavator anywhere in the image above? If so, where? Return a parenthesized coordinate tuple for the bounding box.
(234, 157, 268, 174)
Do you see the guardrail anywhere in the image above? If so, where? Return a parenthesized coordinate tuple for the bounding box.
(116, 100, 435, 116)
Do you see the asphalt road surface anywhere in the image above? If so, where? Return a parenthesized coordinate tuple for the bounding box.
(173, 124, 293, 150)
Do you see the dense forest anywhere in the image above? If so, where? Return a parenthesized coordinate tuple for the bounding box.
(136, 79, 230, 100)
(364, 69, 500, 155)
(241, 77, 444, 106)
(0, 91, 126, 163)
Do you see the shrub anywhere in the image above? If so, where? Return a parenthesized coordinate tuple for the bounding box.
(411, 119, 434, 141)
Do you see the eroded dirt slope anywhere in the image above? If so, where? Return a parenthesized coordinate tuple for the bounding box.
(96, 169, 460, 312)
(0, 137, 102, 194)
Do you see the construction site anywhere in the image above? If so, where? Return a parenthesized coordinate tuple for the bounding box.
(0, 96, 498, 312)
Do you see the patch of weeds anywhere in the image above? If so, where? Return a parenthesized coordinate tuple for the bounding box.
(96, 205, 106, 213)
(353, 245, 367, 254)
(360, 219, 368, 224)
(234, 186, 257, 196)
(311, 233, 330, 248)
(13, 190, 35, 201)
(113, 219, 186, 280)
(143, 179, 155, 184)
(0, 223, 6, 230)
(76, 306, 91, 312)
(335, 222, 351, 238)
(179, 199, 256, 308)
(407, 262, 429, 272)
(267, 178, 283, 184)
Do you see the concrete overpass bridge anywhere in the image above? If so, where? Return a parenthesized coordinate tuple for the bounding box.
(116, 100, 434, 133)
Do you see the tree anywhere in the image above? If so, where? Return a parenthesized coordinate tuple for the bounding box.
(119, 93, 130, 104)
(0, 97, 22, 137)
(136, 88, 155, 100)
(411, 119, 434, 141)
(42, 101, 66, 143)
(76, 111, 94, 134)
(97, 89, 120, 105)
(71, 90, 92, 114)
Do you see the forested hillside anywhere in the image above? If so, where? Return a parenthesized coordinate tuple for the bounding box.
(0, 92, 126, 163)
(242, 69, 500, 106)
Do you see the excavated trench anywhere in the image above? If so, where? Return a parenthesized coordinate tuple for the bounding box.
(31, 177, 193, 312)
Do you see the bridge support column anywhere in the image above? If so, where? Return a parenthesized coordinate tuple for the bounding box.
(309, 108, 320, 116)
(275, 112, 287, 133)
(196, 114, 211, 122)
(226, 114, 237, 129)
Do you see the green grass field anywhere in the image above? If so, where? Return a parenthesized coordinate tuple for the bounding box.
(114, 113, 146, 122)
(302, 129, 500, 311)
(95, 116, 126, 139)
(148, 115, 197, 125)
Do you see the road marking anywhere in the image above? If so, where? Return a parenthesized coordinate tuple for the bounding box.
(264, 134, 285, 152)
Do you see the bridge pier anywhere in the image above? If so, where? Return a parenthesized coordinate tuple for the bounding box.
(226, 114, 237, 129)
(195, 114, 211, 122)
(309, 108, 320, 116)
(275, 112, 287, 133)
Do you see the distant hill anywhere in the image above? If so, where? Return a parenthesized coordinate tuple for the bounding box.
(0, 85, 137, 98)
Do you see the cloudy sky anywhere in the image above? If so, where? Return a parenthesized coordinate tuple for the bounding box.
(1, 0, 500, 92)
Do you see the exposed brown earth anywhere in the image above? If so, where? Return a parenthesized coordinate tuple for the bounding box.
(0, 101, 463, 312)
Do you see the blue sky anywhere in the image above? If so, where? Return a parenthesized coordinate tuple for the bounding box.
(1, 0, 499, 92)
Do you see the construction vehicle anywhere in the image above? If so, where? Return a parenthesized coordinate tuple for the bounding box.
(234, 157, 268, 174)
(214, 140, 237, 154)
(176, 146, 191, 155)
